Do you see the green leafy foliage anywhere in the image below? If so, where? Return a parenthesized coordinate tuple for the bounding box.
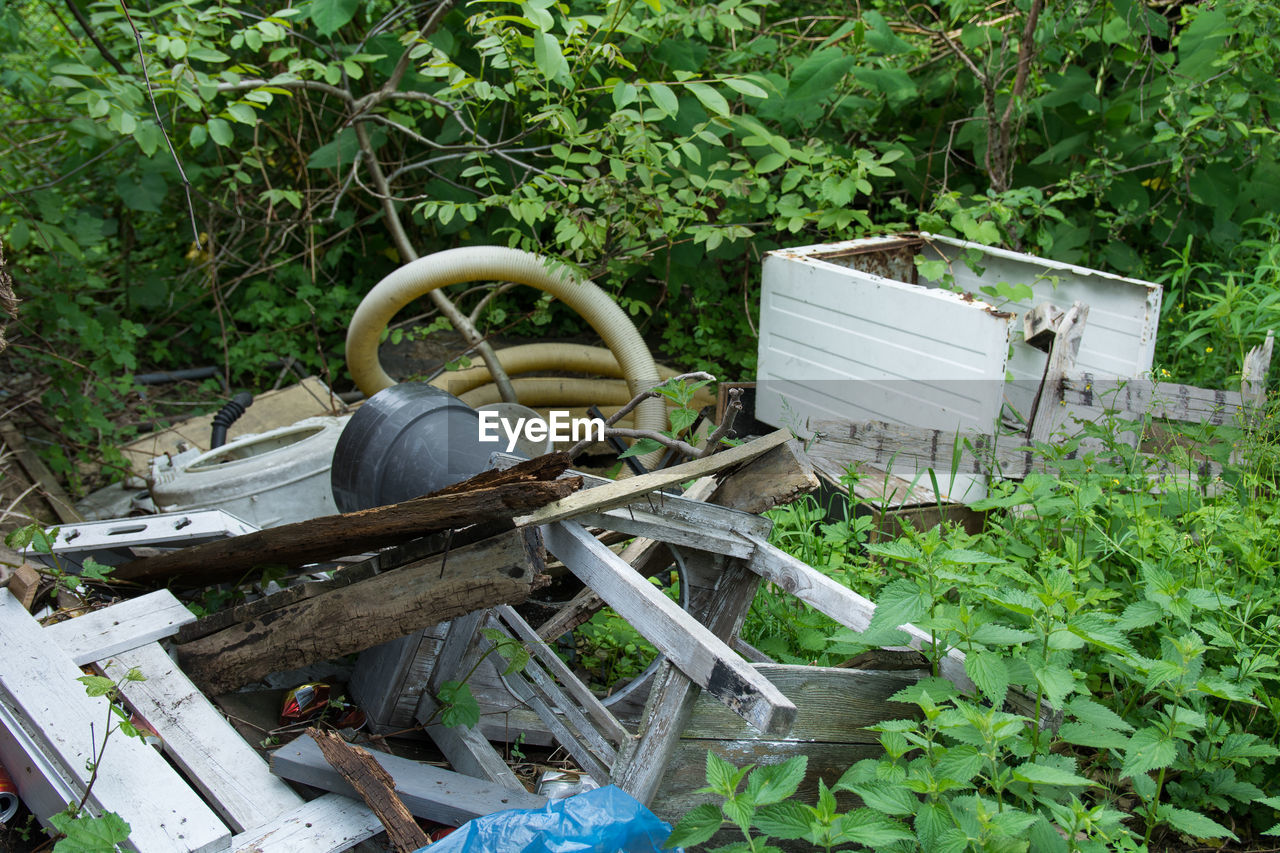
(739, 401, 1280, 850)
(435, 681, 480, 730)
(48, 810, 131, 853)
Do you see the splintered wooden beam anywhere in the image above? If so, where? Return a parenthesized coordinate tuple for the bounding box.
(307, 729, 428, 853)
(116, 455, 579, 586)
(176, 529, 541, 694)
(515, 429, 792, 527)
(543, 520, 796, 736)
(741, 534, 971, 691)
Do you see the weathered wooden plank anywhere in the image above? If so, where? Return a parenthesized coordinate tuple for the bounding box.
(117, 456, 578, 586)
(270, 735, 546, 825)
(0, 689, 84, 830)
(515, 429, 792, 527)
(477, 619, 615, 782)
(808, 453, 937, 510)
(743, 535, 971, 691)
(706, 438, 818, 516)
(544, 521, 796, 736)
(677, 664, 924, 740)
(612, 555, 760, 804)
(652, 741, 885, 823)
(0, 590, 229, 853)
(419, 611, 525, 791)
(1061, 376, 1247, 426)
(45, 590, 196, 666)
(176, 530, 540, 694)
(808, 418, 1224, 483)
(98, 643, 303, 833)
(493, 605, 630, 747)
(229, 793, 383, 853)
(573, 504, 755, 558)
(650, 663, 923, 822)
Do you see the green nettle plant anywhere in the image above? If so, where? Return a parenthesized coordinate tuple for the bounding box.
(729, 404, 1280, 851)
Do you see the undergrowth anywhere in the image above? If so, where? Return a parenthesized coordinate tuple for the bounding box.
(704, 403, 1280, 852)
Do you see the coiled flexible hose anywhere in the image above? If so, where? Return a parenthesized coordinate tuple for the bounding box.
(346, 247, 666, 468)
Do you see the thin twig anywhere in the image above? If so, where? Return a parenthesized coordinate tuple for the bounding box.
(118, 0, 202, 247)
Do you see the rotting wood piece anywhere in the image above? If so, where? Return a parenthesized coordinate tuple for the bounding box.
(176, 529, 542, 694)
(176, 521, 510, 645)
(308, 728, 429, 853)
(116, 455, 579, 586)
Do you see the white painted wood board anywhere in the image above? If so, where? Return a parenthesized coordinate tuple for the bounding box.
(228, 793, 383, 853)
(44, 589, 196, 666)
(0, 590, 229, 853)
(98, 643, 303, 833)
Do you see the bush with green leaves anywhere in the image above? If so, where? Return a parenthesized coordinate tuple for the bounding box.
(739, 406, 1280, 850)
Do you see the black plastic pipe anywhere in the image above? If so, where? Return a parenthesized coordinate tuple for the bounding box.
(209, 391, 254, 448)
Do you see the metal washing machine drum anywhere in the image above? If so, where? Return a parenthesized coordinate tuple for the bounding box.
(149, 414, 351, 528)
(330, 383, 493, 513)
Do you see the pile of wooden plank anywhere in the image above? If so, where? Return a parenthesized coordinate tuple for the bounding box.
(3, 429, 964, 852)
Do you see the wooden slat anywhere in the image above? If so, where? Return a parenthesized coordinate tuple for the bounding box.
(0, 590, 229, 853)
(742, 535, 972, 691)
(478, 619, 615, 782)
(494, 605, 630, 747)
(544, 521, 797, 736)
(808, 418, 1224, 483)
(515, 429, 792, 527)
(1061, 375, 1247, 425)
(229, 793, 383, 853)
(270, 735, 546, 825)
(418, 611, 526, 791)
(45, 590, 196, 666)
(98, 644, 303, 833)
(612, 555, 760, 804)
(573, 505, 755, 559)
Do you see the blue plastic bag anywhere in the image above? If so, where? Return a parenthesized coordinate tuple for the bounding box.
(416, 784, 682, 853)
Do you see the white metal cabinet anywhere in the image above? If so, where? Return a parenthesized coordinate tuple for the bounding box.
(756, 233, 1162, 500)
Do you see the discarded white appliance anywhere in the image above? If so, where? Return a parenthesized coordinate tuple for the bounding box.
(755, 232, 1162, 500)
(149, 415, 351, 528)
